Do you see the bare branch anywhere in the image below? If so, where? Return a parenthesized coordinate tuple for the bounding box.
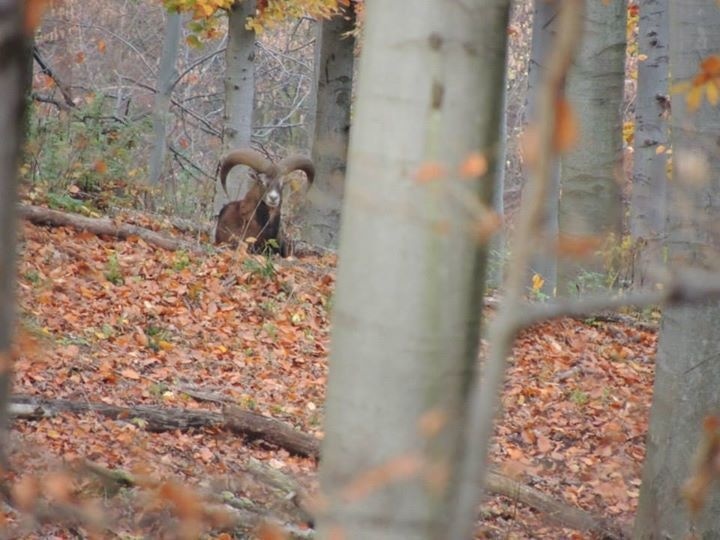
(72, 22, 157, 77)
(167, 144, 217, 182)
(449, 2, 585, 537)
(515, 268, 720, 330)
(170, 40, 227, 93)
(121, 75, 222, 137)
(32, 45, 76, 108)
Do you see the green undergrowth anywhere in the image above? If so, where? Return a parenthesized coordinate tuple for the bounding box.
(22, 94, 150, 212)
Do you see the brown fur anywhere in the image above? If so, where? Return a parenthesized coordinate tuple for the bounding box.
(214, 148, 314, 256)
(215, 181, 283, 253)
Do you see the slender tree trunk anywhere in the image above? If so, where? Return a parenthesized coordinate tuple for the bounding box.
(147, 9, 181, 206)
(526, 0, 560, 297)
(214, 0, 256, 214)
(487, 80, 507, 290)
(0, 0, 31, 469)
(316, 0, 510, 538)
(448, 3, 584, 537)
(630, 0, 669, 287)
(558, 0, 626, 294)
(301, 5, 355, 249)
(634, 2, 720, 537)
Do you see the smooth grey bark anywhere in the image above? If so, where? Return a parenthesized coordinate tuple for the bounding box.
(0, 0, 31, 467)
(148, 10, 181, 197)
(487, 80, 507, 289)
(558, 0, 626, 294)
(630, 0, 669, 287)
(301, 4, 355, 249)
(634, 2, 720, 537)
(526, 0, 560, 296)
(317, 0, 509, 538)
(213, 0, 256, 214)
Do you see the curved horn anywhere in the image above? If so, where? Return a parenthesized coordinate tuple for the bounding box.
(277, 155, 315, 188)
(219, 148, 276, 198)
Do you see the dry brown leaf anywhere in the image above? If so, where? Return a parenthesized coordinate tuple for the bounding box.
(537, 435, 552, 453)
(121, 368, 141, 380)
(341, 454, 423, 502)
(520, 125, 540, 168)
(12, 475, 40, 511)
(459, 152, 488, 178)
(414, 161, 446, 183)
(554, 97, 579, 153)
(24, 0, 49, 34)
(43, 471, 74, 503)
(556, 234, 603, 258)
(417, 408, 447, 438)
(256, 522, 288, 540)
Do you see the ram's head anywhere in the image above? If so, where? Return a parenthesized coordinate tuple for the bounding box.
(219, 148, 315, 208)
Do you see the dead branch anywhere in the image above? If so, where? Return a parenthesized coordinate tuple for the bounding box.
(9, 395, 321, 459)
(10, 396, 629, 536)
(32, 45, 76, 109)
(18, 204, 203, 253)
(514, 268, 720, 331)
(19, 204, 333, 262)
(223, 405, 320, 458)
(485, 472, 628, 539)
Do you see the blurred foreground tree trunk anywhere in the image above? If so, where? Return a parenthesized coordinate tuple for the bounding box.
(301, 3, 355, 249)
(317, 0, 510, 538)
(147, 9, 181, 207)
(634, 3, 720, 537)
(0, 0, 31, 466)
(526, 0, 560, 296)
(214, 0, 256, 214)
(487, 78, 507, 289)
(558, 0, 626, 294)
(630, 0, 669, 287)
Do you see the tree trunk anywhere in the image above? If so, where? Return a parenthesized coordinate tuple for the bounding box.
(147, 10, 182, 203)
(0, 0, 31, 468)
(634, 2, 720, 537)
(487, 80, 507, 290)
(630, 0, 669, 288)
(558, 0, 626, 294)
(316, 1, 509, 538)
(213, 0, 256, 214)
(526, 0, 561, 297)
(301, 4, 355, 249)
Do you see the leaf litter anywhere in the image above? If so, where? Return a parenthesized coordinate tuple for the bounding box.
(9, 221, 656, 538)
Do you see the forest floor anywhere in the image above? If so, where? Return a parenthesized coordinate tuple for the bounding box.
(4, 215, 658, 539)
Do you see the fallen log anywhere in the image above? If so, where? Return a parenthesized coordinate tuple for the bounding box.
(485, 471, 629, 539)
(9, 395, 320, 459)
(19, 204, 335, 263)
(18, 204, 203, 253)
(224, 405, 320, 458)
(8, 396, 626, 537)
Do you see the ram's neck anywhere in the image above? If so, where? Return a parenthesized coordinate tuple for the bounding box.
(255, 203, 281, 239)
